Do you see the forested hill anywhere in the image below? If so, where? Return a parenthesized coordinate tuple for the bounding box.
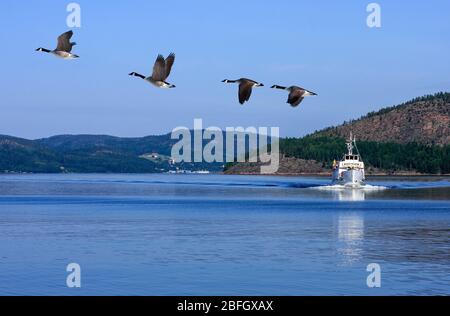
(279, 136, 450, 175)
(0, 134, 175, 173)
(313, 92, 450, 146)
(0, 132, 249, 173)
(0, 133, 224, 173)
(226, 92, 450, 175)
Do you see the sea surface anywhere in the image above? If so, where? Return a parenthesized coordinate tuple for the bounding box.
(0, 174, 449, 295)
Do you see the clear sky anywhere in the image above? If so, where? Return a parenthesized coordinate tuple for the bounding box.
(0, 0, 449, 139)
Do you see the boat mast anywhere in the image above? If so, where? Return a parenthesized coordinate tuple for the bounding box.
(353, 133, 362, 161)
(346, 132, 354, 155)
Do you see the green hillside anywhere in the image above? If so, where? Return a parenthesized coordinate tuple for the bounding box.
(281, 136, 450, 174)
(0, 133, 228, 173)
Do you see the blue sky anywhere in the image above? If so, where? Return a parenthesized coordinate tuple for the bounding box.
(0, 0, 449, 139)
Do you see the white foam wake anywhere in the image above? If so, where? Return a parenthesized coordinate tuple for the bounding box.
(314, 184, 388, 191)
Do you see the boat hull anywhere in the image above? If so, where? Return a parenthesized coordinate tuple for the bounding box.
(332, 169, 365, 187)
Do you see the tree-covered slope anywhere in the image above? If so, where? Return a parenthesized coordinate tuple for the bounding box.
(227, 92, 450, 175)
(314, 92, 450, 146)
(280, 136, 450, 174)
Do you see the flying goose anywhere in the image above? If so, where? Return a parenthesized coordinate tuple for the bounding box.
(271, 85, 317, 107)
(222, 78, 264, 104)
(129, 53, 176, 88)
(36, 30, 79, 59)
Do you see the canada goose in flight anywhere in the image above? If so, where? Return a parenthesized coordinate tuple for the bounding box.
(36, 30, 79, 59)
(271, 85, 317, 107)
(129, 53, 176, 88)
(222, 78, 264, 104)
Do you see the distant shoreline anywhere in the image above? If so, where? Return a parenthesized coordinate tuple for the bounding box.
(223, 172, 450, 177)
(1, 171, 449, 178)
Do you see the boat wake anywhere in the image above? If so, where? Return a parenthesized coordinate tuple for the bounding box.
(0, 174, 449, 191)
(314, 184, 388, 191)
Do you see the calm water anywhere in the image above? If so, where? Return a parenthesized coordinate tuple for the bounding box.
(0, 174, 449, 295)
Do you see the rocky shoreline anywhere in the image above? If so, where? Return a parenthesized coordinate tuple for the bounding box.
(224, 156, 449, 177)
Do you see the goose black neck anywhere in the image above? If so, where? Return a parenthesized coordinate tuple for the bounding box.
(37, 48, 51, 53)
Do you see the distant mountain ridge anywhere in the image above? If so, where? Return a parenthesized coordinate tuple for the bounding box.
(0, 133, 176, 173)
(37, 134, 175, 155)
(0, 132, 247, 173)
(313, 92, 450, 146)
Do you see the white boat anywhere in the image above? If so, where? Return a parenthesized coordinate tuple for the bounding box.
(331, 133, 365, 187)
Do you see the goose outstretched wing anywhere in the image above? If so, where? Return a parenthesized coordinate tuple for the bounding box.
(288, 88, 305, 107)
(238, 80, 254, 104)
(56, 30, 74, 52)
(164, 53, 175, 79)
(152, 55, 167, 81)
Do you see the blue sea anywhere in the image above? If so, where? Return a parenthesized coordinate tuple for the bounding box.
(0, 174, 449, 295)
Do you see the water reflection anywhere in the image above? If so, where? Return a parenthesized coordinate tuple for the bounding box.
(334, 189, 366, 201)
(337, 213, 365, 266)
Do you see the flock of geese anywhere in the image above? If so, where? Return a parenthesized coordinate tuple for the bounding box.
(36, 31, 318, 107)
